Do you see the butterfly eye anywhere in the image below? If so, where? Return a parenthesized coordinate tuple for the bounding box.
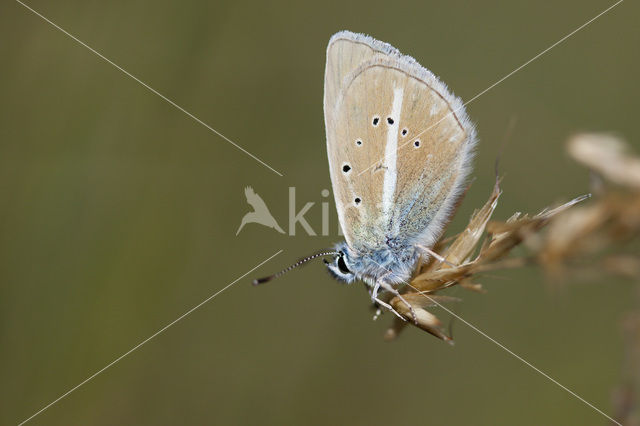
(414, 139, 421, 148)
(337, 255, 351, 274)
(372, 116, 380, 126)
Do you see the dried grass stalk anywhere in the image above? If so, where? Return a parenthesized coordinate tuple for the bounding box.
(385, 133, 640, 342)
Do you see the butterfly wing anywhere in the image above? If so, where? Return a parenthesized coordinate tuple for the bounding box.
(324, 31, 476, 253)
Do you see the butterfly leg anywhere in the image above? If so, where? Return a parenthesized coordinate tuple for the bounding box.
(418, 245, 457, 267)
(370, 280, 381, 298)
(365, 285, 383, 320)
(379, 281, 419, 325)
(372, 308, 382, 321)
(373, 296, 406, 322)
(367, 279, 411, 322)
(365, 276, 411, 322)
(363, 283, 384, 320)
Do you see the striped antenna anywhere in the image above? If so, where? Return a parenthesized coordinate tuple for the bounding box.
(252, 251, 340, 285)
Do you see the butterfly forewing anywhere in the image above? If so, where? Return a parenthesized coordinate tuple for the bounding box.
(325, 35, 392, 129)
(324, 32, 476, 253)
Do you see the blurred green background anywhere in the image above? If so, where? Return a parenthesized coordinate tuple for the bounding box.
(1, 0, 639, 424)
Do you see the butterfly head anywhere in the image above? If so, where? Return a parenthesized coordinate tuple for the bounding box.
(324, 242, 357, 284)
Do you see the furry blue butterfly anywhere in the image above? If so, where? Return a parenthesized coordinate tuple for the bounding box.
(254, 31, 476, 323)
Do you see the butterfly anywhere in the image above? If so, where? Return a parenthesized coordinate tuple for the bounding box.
(255, 30, 476, 323)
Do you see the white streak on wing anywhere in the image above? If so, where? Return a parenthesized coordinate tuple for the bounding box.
(382, 87, 404, 222)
